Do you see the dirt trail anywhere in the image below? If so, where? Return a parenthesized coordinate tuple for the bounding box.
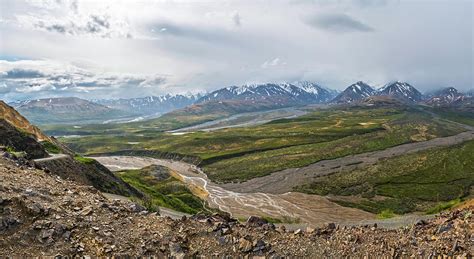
(92, 156, 374, 227)
(221, 130, 474, 194)
(33, 153, 69, 163)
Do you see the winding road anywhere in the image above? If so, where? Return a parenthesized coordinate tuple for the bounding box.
(33, 153, 69, 163)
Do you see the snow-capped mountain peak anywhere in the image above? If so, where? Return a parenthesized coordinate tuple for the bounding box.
(331, 81, 375, 103)
(197, 82, 337, 105)
(378, 81, 423, 102)
(94, 93, 204, 115)
(425, 87, 465, 106)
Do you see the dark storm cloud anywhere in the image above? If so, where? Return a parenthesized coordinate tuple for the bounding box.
(44, 24, 67, 34)
(305, 13, 374, 33)
(86, 15, 110, 33)
(1, 68, 45, 79)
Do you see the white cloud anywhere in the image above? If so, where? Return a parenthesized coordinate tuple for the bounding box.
(0, 59, 167, 101)
(261, 58, 286, 69)
(15, 7, 133, 38)
(0, 0, 472, 101)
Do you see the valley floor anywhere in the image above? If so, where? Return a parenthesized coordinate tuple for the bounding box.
(92, 156, 374, 226)
(92, 155, 451, 229)
(51, 105, 474, 220)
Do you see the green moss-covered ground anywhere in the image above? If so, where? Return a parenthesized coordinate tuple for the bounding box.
(117, 165, 207, 214)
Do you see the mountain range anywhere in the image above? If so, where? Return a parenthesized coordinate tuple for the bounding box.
(5, 81, 473, 125)
(94, 93, 204, 116)
(197, 82, 337, 105)
(10, 97, 131, 125)
(332, 81, 425, 104)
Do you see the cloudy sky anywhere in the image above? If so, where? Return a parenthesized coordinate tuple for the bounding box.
(0, 0, 472, 101)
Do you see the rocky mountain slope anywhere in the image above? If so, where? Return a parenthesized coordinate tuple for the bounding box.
(332, 81, 427, 104)
(1, 155, 472, 257)
(445, 97, 474, 113)
(197, 82, 337, 106)
(331, 81, 376, 103)
(0, 120, 49, 159)
(0, 102, 140, 197)
(95, 93, 203, 116)
(0, 101, 51, 159)
(0, 101, 51, 142)
(425, 87, 466, 106)
(10, 97, 131, 124)
(378, 81, 424, 102)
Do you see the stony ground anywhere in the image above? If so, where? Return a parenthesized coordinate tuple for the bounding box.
(1, 156, 473, 257)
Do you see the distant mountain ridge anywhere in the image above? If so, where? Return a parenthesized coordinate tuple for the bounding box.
(94, 93, 204, 116)
(10, 97, 131, 124)
(197, 81, 337, 105)
(425, 87, 466, 106)
(330, 81, 464, 104)
(6, 82, 472, 125)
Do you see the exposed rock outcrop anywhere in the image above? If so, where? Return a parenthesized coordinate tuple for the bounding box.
(34, 155, 142, 198)
(0, 119, 48, 159)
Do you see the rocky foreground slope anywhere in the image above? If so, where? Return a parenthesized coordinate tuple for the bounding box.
(1, 155, 472, 257)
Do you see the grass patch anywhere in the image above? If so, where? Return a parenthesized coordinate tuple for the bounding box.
(117, 165, 207, 214)
(41, 141, 61, 154)
(5, 146, 16, 153)
(74, 155, 96, 164)
(376, 209, 396, 219)
(426, 198, 461, 214)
